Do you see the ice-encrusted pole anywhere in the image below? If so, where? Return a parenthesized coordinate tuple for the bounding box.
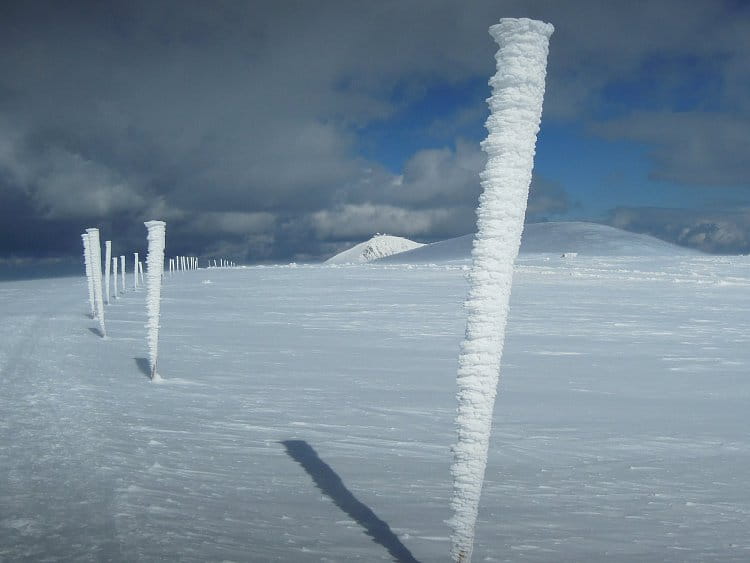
(86, 228, 107, 338)
(449, 18, 553, 563)
(112, 256, 119, 298)
(81, 233, 95, 318)
(104, 240, 112, 305)
(120, 255, 126, 293)
(144, 220, 166, 381)
(133, 252, 139, 289)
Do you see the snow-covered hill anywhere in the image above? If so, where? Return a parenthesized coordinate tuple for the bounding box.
(379, 221, 699, 264)
(324, 234, 424, 264)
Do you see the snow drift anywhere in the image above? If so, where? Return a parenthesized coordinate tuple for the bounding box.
(324, 234, 424, 265)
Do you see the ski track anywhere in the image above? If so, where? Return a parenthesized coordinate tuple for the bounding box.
(0, 255, 749, 561)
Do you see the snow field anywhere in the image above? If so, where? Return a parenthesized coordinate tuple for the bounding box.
(0, 256, 749, 561)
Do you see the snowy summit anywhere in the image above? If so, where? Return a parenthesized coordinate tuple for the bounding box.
(324, 234, 424, 265)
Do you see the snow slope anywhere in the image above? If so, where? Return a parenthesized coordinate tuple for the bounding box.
(1, 255, 749, 561)
(324, 234, 424, 264)
(380, 222, 700, 264)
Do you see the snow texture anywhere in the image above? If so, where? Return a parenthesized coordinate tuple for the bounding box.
(86, 228, 106, 338)
(144, 220, 166, 380)
(325, 234, 424, 265)
(81, 233, 95, 318)
(449, 18, 553, 563)
(104, 241, 112, 305)
(1, 256, 750, 561)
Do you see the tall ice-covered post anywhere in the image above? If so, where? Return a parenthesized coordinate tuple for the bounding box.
(81, 233, 95, 318)
(448, 18, 553, 563)
(144, 220, 166, 381)
(104, 240, 112, 305)
(86, 228, 107, 338)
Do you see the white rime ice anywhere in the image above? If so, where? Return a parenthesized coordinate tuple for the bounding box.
(138, 261, 144, 285)
(144, 221, 166, 381)
(86, 228, 107, 338)
(81, 233, 95, 318)
(120, 255, 126, 293)
(104, 240, 112, 305)
(112, 256, 119, 298)
(449, 18, 553, 563)
(133, 253, 139, 289)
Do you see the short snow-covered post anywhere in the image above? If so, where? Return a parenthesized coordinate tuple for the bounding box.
(104, 240, 112, 305)
(86, 228, 107, 338)
(112, 256, 119, 298)
(133, 252, 139, 289)
(81, 233, 95, 318)
(120, 255, 126, 293)
(449, 18, 553, 563)
(144, 220, 166, 381)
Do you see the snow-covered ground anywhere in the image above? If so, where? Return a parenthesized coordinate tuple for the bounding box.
(1, 253, 749, 562)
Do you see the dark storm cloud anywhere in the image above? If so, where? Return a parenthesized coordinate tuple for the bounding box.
(0, 0, 747, 263)
(608, 206, 750, 254)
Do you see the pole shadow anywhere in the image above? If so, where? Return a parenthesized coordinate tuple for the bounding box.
(88, 327, 104, 338)
(134, 357, 152, 380)
(281, 440, 419, 563)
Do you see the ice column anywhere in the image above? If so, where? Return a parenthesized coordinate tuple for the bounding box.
(86, 228, 107, 337)
(144, 220, 166, 381)
(81, 233, 95, 318)
(104, 240, 112, 305)
(120, 255, 126, 293)
(448, 18, 553, 563)
(113, 256, 119, 297)
(133, 252, 139, 289)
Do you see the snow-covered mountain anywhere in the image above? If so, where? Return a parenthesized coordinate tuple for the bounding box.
(379, 222, 700, 264)
(324, 234, 424, 264)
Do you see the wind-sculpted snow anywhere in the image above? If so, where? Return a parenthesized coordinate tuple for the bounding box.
(86, 228, 106, 338)
(0, 257, 749, 561)
(325, 234, 424, 264)
(144, 221, 166, 380)
(449, 18, 553, 562)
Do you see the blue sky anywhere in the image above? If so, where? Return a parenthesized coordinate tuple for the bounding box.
(0, 0, 748, 264)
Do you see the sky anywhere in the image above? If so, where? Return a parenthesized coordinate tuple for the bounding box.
(0, 0, 748, 267)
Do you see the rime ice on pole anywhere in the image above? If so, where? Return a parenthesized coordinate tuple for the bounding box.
(86, 228, 107, 338)
(144, 220, 166, 381)
(82, 233, 95, 318)
(112, 256, 119, 297)
(120, 255, 126, 293)
(104, 240, 112, 305)
(448, 18, 553, 563)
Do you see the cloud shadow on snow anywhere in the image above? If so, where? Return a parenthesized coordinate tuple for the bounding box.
(134, 357, 152, 380)
(281, 440, 419, 563)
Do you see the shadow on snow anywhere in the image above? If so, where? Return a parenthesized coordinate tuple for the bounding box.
(134, 357, 152, 380)
(281, 439, 419, 563)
